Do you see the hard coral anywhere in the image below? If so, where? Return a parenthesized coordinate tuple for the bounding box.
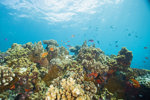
(5, 43, 32, 68)
(0, 66, 15, 92)
(45, 71, 97, 100)
(43, 39, 59, 50)
(77, 42, 109, 74)
(116, 47, 133, 68)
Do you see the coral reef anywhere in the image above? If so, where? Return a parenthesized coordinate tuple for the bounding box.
(69, 45, 81, 55)
(45, 70, 97, 100)
(0, 40, 150, 100)
(77, 41, 109, 74)
(136, 74, 150, 88)
(116, 47, 133, 68)
(4, 43, 32, 68)
(0, 66, 15, 92)
(43, 39, 59, 51)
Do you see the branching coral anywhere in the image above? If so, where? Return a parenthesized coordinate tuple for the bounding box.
(45, 71, 97, 100)
(0, 66, 15, 92)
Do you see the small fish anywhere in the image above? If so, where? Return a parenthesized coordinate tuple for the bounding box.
(49, 48, 54, 51)
(67, 41, 70, 42)
(135, 35, 138, 38)
(144, 47, 148, 49)
(41, 52, 48, 58)
(115, 45, 118, 47)
(130, 79, 140, 88)
(88, 72, 98, 78)
(25, 89, 30, 92)
(107, 69, 115, 75)
(143, 61, 146, 63)
(128, 33, 131, 36)
(97, 41, 100, 45)
(66, 45, 72, 48)
(96, 79, 102, 84)
(5, 38, 8, 41)
(115, 41, 118, 43)
(72, 35, 75, 38)
(10, 85, 15, 90)
(145, 57, 149, 59)
(88, 39, 94, 42)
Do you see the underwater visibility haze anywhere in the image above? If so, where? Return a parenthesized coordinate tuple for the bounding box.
(0, 0, 150, 100)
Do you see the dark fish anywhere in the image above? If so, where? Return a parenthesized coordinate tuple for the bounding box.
(145, 57, 149, 59)
(115, 45, 118, 47)
(97, 41, 100, 44)
(135, 35, 138, 38)
(144, 47, 148, 49)
(143, 61, 146, 63)
(66, 45, 72, 48)
(5, 38, 8, 41)
(128, 33, 131, 36)
(88, 39, 94, 42)
(115, 41, 118, 43)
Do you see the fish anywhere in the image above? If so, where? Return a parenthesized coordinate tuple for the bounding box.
(97, 41, 100, 45)
(130, 79, 140, 88)
(5, 38, 8, 41)
(66, 45, 72, 48)
(72, 35, 75, 38)
(128, 33, 131, 36)
(41, 52, 48, 58)
(107, 69, 115, 75)
(96, 79, 102, 84)
(115, 45, 118, 47)
(49, 48, 54, 51)
(25, 89, 30, 92)
(88, 72, 98, 78)
(135, 35, 138, 38)
(115, 41, 118, 43)
(10, 85, 15, 90)
(88, 39, 94, 42)
(67, 41, 70, 42)
(144, 47, 148, 49)
(145, 57, 149, 59)
(143, 61, 146, 63)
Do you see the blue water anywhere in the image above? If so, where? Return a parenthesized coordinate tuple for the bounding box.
(0, 0, 150, 69)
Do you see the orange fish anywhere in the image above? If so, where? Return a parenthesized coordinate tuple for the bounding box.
(130, 79, 140, 88)
(72, 35, 75, 38)
(49, 48, 54, 51)
(10, 85, 15, 90)
(41, 52, 48, 58)
(25, 89, 30, 92)
(96, 79, 102, 84)
(107, 69, 115, 75)
(88, 72, 98, 78)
